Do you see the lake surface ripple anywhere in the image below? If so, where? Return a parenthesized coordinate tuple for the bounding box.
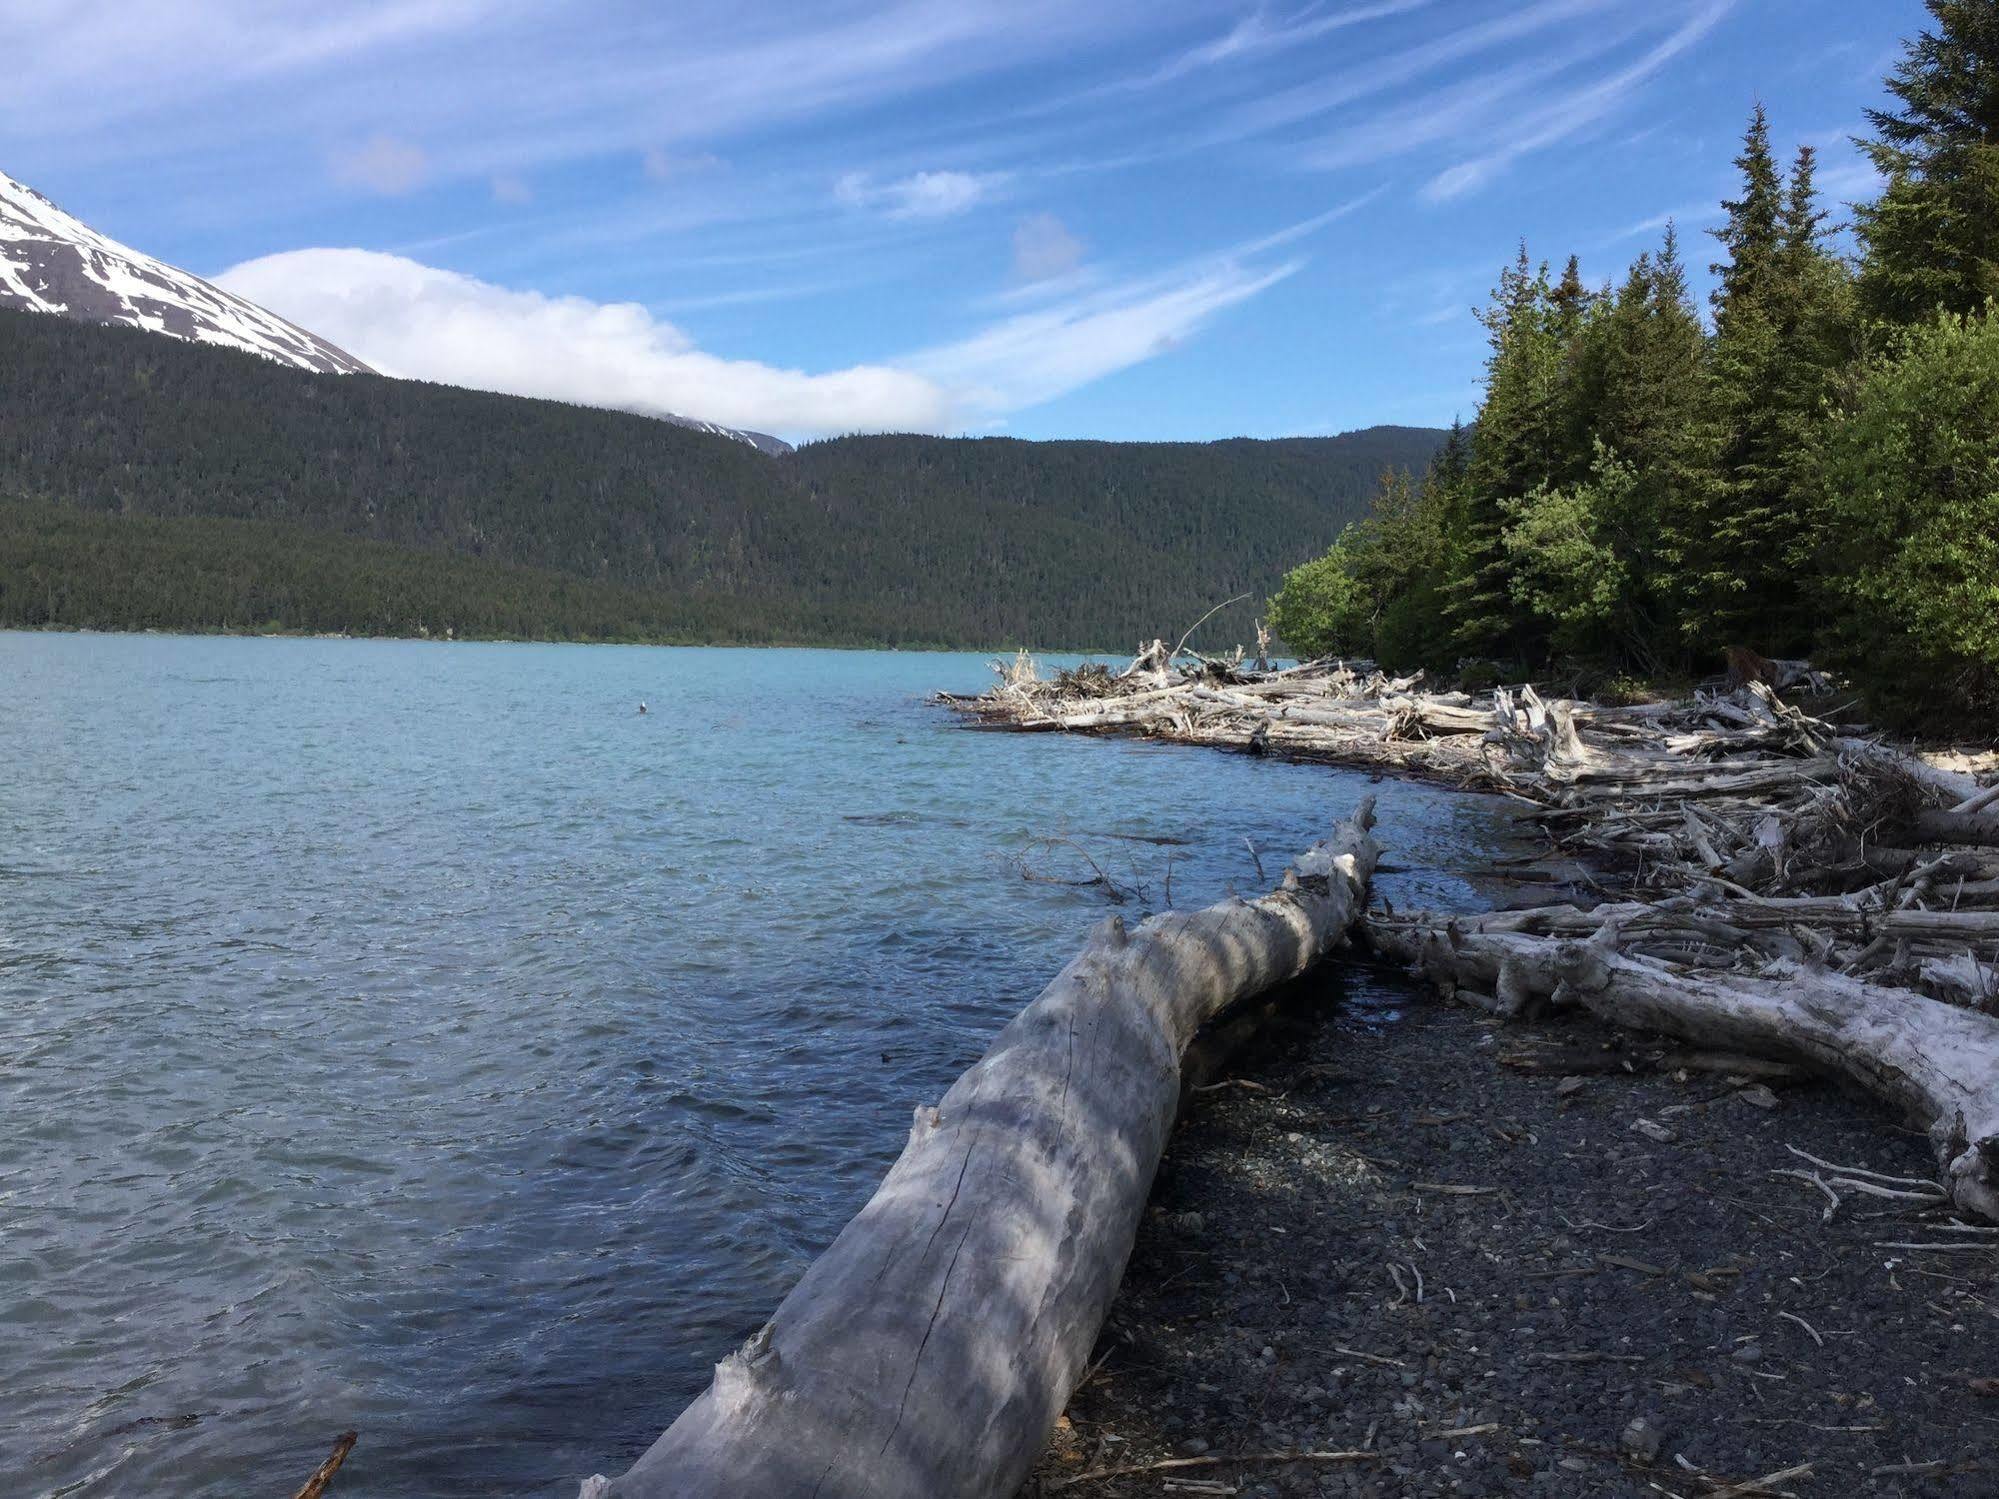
(0, 635, 1513, 1497)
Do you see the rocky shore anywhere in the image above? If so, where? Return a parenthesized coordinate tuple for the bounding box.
(1023, 963, 1998, 1498)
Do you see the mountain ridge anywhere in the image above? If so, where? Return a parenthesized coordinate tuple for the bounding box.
(0, 307, 1446, 648)
(0, 167, 791, 456)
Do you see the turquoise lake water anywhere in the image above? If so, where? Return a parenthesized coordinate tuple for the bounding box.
(0, 634, 1514, 1497)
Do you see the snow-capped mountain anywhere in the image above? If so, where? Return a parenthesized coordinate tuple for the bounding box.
(1, 169, 371, 375)
(1, 167, 794, 456)
(657, 415, 792, 456)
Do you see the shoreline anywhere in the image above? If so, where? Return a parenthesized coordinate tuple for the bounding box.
(1022, 961, 1998, 1497)
(0, 623, 1145, 655)
(948, 648, 1999, 1493)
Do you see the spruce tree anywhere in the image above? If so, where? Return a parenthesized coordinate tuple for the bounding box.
(1696, 127, 1858, 656)
(1711, 103, 1784, 326)
(1587, 226, 1709, 673)
(1547, 254, 1604, 481)
(1450, 246, 1559, 664)
(1855, 0, 1999, 323)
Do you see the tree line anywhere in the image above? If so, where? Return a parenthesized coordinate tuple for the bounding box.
(0, 304, 1439, 650)
(1269, 0, 1999, 729)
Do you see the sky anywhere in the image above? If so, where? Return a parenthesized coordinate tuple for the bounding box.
(2, 0, 1926, 443)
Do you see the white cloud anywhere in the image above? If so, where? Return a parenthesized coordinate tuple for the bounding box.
(212, 207, 1318, 437)
(1012, 212, 1085, 282)
(490, 172, 532, 205)
(215, 248, 950, 437)
(835, 169, 1001, 219)
(331, 134, 428, 195)
(643, 148, 724, 182)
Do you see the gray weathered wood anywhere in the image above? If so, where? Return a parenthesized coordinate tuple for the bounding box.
(584, 801, 1381, 1499)
(1379, 918, 1999, 1223)
(1912, 808, 1999, 849)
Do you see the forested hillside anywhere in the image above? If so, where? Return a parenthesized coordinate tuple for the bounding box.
(0, 308, 1440, 648)
(1269, 0, 1999, 730)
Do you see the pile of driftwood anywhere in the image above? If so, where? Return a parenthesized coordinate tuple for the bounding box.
(946, 642, 1498, 778)
(951, 644, 1999, 1222)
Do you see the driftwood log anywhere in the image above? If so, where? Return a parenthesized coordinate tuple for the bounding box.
(1376, 915, 1999, 1222)
(584, 801, 1381, 1499)
(953, 644, 1998, 1224)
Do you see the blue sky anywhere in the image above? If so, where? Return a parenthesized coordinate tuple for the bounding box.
(5, 1, 1920, 442)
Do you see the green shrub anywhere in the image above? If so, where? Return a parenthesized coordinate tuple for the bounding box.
(1499, 447, 1658, 667)
(1817, 306, 1999, 729)
(1267, 535, 1375, 659)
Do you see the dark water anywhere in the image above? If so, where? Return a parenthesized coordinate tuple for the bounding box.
(0, 635, 1514, 1497)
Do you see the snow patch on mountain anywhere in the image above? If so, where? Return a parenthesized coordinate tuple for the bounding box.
(2, 168, 793, 455)
(1, 169, 372, 375)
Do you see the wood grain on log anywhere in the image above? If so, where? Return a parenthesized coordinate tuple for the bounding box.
(1913, 809, 1999, 849)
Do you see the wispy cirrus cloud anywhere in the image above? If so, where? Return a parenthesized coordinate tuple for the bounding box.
(913, 258, 1300, 419)
(1129, 0, 1438, 90)
(914, 200, 1371, 419)
(1423, 1, 1734, 200)
(835, 169, 1006, 219)
(1216, 0, 1610, 145)
(1, 0, 1164, 189)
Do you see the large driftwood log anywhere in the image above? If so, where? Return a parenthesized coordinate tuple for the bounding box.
(1913, 809, 1999, 849)
(585, 802, 1381, 1499)
(1379, 918, 1999, 1222)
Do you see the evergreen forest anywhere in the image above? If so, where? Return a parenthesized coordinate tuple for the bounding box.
(0, 305, 1437, 650)
(1268, 0, 1999, 730)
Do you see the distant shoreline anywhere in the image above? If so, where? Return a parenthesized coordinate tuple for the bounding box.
(0, 622, 1134, 655)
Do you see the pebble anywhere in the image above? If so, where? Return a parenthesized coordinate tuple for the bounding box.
(1620, 1416, 1665, 1462)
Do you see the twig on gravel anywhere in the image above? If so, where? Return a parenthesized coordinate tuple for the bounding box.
(1600, 1253, 1669, 1275)
(1331, 1345, 1406, 1368)
(1386, 1262, 1412, 1307)
(1046, 1449, 1379, 1490)
(1557, 1213, 1654, 1234)
(1875, 1240, 1999, 1252)
(1784, 1146, 1941, 1193)
(1775, 1311, 1824, 1348)
(1700, 1460, 1814, 1497)
(1771, 1168, 1841, 1222)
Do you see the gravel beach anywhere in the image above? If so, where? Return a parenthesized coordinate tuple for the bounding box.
(1022, 960, 1999, 1499)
